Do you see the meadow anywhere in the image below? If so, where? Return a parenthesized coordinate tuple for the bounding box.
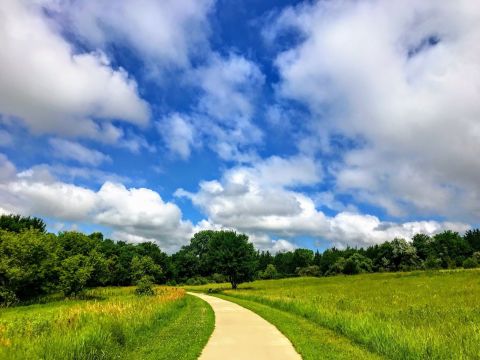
(186, 269, 480, 359)
(0, 287, 214, 360)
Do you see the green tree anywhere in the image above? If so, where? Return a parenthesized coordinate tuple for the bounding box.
(343, 253, 373, 274)
(130, 256, 163, 283)
(463, 257, 478, 269)
(293, 248, 314, 269)
(59, 255, 93, 297)
(296, 265, 321, 277)
(0, 214, 46, 233)
(207, 231, 257, 289)
(259, 264, 278, 279)
(464, 229, 480, 253)
(412, 233, 433, 261)
(0, 229, 58, 303)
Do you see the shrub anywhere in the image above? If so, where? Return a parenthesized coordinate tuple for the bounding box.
(185, 277, 209, 286)
(463, 257, 478, 269)
(59, 255, 94, 297)
(259, 264, 279, 279)
(343, 254, 373, 275)
(211, 273, 227, 283)
(424, 256, 442, 270)
(296, 265, 321, 277)
(0, 287, 18, 307)
(135, 276, 155, 296)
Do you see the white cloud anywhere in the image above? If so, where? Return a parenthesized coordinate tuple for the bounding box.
(159, 53, 265, 161)
(268, 0, 480, 221)
(49, 138, 111, 166)
(177, 155, 469, 248)
(0, 155, 192, 252)
(0, 0, 149, 139)
(49, 0, 214, 68)
(157, 113, 196, 160)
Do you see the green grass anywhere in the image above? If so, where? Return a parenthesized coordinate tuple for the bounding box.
(186, 269, 480, 359)
(0, 286, 214, 360)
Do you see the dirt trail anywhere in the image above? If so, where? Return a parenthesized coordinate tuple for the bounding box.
(188, 292, 302, 360)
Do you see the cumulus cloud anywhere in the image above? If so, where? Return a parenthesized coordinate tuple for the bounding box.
(268, 0, 480, 221)
(177, 155, 469, 248)
(157, 113, 196, 160)
(0, 0, 149, 139)
(49, 0, 214, 68)
(0, 155, 192, 252)
(49, 138, 111, 166)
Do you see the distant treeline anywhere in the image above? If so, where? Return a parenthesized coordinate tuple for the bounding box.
(1, 214, 479, 305)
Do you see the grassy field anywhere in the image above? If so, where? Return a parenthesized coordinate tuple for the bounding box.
(186, 269, 480, 359)
(0, 287, 214, 360)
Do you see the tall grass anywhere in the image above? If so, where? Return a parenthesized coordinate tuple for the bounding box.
(0, 286, 214, 359)
(187, 269, 480, 359)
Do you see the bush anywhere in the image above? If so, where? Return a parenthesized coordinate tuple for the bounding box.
(135, 276, 155, 296)
(424, 256, 442, 270)
(463, 257, 478, 269)
(59, 255, 94, 297)
(0, 287, 18, 307)
(185, 277, 209, 286)
(259, 264, 278, 279)
(210, 273, 227, 283)
(296, 265, 321, 277)
(343, 253, 373, 275)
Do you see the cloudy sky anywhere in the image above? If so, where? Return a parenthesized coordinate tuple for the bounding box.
(1, 0, 478, 252)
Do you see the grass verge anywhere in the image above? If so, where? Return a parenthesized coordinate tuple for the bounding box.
(0, 287, 214, 360)
(215, 294, 381, 360)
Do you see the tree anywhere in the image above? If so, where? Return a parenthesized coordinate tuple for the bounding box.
(293, 249, 314, 269)
(343, 253, 373, 274)
(0, 214, 46, 233)
(432, 231, 471, 268)
(207, 231, 257, 289)
(130, 256, 163, 284)
(259, 264, 278, 279)
(0, 229, 58, 303)
(390, 238, 420, 271)
(464, 229, 480, 253)
(412, 233, 433, 261)
(296, 265, 321, 277)
(59, 255, 93, 297)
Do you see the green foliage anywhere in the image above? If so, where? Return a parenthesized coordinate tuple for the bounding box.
(0, 229, 58, 302)
(259, 264, 279, 279)
(462, 257, 478, 269)
(135, 275, 155, 296)
(206, 231, 257, 289)
(342, 253, 372, 275)
(210, 273, 227, 283)
(464, 229, 480, 252)
(424, 256, 442, 269)
(327, 257, 346, 275)
(0, 214, 46, 233)
(296, 265, 321, 277)
(185, 276, 209, 286)
(131, 255, 163, 283)
(59, 255, 93, 297)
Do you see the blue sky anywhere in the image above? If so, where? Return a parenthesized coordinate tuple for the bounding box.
(0, 0, 478, 253)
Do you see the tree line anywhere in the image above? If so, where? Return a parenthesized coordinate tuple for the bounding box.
(1, 214, 479, 305)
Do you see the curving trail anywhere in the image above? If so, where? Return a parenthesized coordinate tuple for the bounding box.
(189, 292, 302, 360)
